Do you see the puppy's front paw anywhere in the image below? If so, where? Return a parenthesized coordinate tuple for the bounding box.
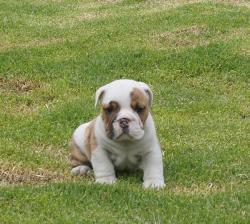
(143, 178, 165, 189)
(95, 176, 117, 185)
(71, 165, 92, 176)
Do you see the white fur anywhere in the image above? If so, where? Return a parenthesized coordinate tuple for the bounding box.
(73, 122, 89, 153)
(72, 80, 165, 189)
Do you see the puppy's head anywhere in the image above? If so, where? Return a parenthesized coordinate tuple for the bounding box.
(95, 80, 153, 141)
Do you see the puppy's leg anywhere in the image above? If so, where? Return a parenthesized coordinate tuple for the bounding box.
(69, 138, 92, 176)
(71, 165, 92, 176)
(70, 121, 98, 176)
(91, 147, 116, 184)
(141, 144, 165, 189)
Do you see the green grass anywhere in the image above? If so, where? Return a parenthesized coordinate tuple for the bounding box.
(0, 0, 250, 223)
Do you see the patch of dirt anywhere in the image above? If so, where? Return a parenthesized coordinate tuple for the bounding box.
(0, 77, 42, 93)
(160, 26, 205, 38)
(157, 25, 206, 47)
(177, 26, 204, 36)
(0, 162, 70, 185)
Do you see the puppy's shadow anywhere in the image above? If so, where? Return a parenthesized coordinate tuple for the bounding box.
(116, 170, 143, 184)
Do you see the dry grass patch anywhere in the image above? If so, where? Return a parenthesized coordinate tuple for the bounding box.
(32, 144, 69, 165)
(0, 77, 49, 115)
(0, 162, 70, 186)
(210, 28, 249, 45)
(78, 0, 122, 9)
(241, 46, 250, 55)
(216, 0, 250, 8)
(171, 26, 205, 36)
(171, 183, 226, 195)
(152, 25, 206, 48)
(27, 12, 110, 29)
(150, 27, 248, 49)
(146, 0, 250, 8)
(142, 0, 206, 9)
(135, 0, 207, 16)
(159, 25, 205, 39)
(0, 77, 42, 93)
(239, 38, 250, 55)
(0, 37, 70, 52)
(1, 102, 42, 115)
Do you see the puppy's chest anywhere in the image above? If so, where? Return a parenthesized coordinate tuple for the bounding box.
(107, 149, 142, 170)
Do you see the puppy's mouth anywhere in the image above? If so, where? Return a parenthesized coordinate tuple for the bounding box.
(115, 130, 133, 141)
(116, 134, 132, 141)
(113, 121, 145, 141)
(105, 118, 145, 141)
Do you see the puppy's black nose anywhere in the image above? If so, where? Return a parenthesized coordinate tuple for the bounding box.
(119, 118, 129, 130)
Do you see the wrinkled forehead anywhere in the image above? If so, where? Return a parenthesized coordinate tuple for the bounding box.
(101, 80, 150, 107)
(102, 84, 135, 107)
(95, 79, 152, 108)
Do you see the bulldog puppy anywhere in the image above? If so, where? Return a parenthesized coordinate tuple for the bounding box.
(69, 79, 165, 189)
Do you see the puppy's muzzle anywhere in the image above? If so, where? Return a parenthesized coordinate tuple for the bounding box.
(118, 118, 130, 134)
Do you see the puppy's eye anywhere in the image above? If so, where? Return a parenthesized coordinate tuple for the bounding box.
(135, 106, 145, 113)
(104, 107, 113, 114)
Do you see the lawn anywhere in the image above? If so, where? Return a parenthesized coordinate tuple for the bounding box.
(0, 0, 250, 223)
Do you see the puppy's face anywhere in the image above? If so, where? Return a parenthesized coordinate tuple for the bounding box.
(95, 80, 153, 141)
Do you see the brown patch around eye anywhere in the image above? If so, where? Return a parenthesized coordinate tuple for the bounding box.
(130, 88, 149, 124)
(101, 101, 120, 138)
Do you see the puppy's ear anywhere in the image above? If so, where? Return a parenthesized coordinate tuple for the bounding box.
(95, 86, 106, 107)
(138, 82, 153, 106)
